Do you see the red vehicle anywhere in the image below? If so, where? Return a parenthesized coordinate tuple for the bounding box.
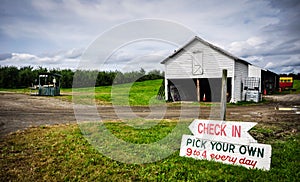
(279, 77, 293, 90)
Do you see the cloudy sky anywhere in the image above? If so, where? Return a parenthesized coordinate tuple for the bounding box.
(0, 0, 299, 73)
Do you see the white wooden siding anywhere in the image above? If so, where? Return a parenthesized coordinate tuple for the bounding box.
(234, 61, 248, 102)
(249, 65, 261, 78)
(248, 65, 262, 92)
(165, 40, 234, 79)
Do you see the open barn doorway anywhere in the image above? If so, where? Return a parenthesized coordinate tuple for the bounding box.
(167, 79, 197, 101)
(167, 78, 231, 102)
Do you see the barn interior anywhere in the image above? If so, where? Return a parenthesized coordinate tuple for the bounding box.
(167, 78, 232, 102)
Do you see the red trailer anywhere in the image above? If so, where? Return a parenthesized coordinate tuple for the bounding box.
(279, 77, 293, 90)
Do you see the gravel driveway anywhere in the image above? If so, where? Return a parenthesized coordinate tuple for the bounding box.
(1, 92, 299, 137)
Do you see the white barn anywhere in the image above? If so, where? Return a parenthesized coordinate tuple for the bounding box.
(161, 36, 276, 103)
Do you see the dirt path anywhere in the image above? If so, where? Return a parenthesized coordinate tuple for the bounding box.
(0, 92, 76, 137)
(1, 92, 299, 137)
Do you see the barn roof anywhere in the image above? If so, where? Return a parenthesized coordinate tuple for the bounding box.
(39, 73, 62, 77)
(161, 36, 251, 65)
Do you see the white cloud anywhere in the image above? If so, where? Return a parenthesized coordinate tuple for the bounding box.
(11, 53, 37, 60)
(264, 54, 300, 73)
(265, 62, 276, 69)
(91, 39, 176, 71)
(0, 0, 299, 73)
(246, 37, 266, 47)
(228, 36, 270, 57)
(0, 49, 83, 70)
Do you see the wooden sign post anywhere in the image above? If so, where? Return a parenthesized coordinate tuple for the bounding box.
(220, 69, 227, 120)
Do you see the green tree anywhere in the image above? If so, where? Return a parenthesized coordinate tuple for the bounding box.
(60, 69, 74, 88)
(19, 66, 34, 87)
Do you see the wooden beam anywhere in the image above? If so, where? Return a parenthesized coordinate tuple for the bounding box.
(164, 78, 168, 101)
(196, 78, 200, 102)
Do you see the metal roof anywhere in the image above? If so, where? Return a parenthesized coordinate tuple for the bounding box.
(38, 73, 62, 77)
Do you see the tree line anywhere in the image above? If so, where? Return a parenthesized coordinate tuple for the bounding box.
(0, 66, 164, 88)
(279, 73, 300, 80)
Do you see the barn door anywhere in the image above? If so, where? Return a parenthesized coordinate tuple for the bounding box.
(192, 52, 203, 75)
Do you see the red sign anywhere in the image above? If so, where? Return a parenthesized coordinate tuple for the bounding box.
(189, 119, 257, 144)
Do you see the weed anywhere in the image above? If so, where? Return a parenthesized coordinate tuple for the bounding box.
(0, 122, 299, 181)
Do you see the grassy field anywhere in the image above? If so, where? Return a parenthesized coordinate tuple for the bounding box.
(1, 79, 299, 105)
(1, 121, 299, 181)
(0, 79, 165, 106)
(64, 79, 165, 106)
(0, 87, 31, 94)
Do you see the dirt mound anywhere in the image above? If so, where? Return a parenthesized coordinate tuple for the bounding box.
(264, 94, 300, 105)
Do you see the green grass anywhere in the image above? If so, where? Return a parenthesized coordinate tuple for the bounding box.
(229, 99, 270, 107)
(292, 79, 300, 93)
(111, 79, 165, 105)
(0, 79, 165, 106)
(1, 121, 299, 181)
(0, 87, 30, 94)
(71, 79, 165, 106)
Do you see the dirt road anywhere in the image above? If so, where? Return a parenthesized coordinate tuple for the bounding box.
(1, 92, 299, 137)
